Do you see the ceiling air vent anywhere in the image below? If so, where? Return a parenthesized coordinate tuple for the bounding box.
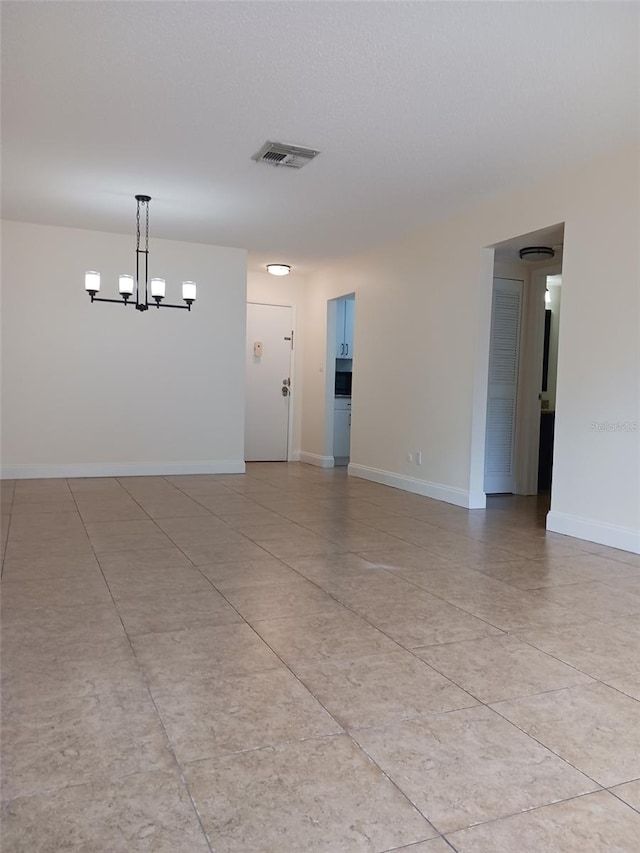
(252, 141, 320, 169)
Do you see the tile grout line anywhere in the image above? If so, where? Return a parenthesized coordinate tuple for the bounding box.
(149, 473, 640, 812)
(282, 582, 613, 801)
(126, 490, 450, 844)
(66, 477, 217, 853)
(439, 788, 622, 843)
(112, 476, 420, 840)
(165, 470, 627, 574)
(121, 475, 621, 839)
(118, 476, 449, 844)
(211, 485, 640, 817)
(127, 471, 640, 795)
(606, 782, 640, 816)
(1, 478, 18, 578)
(10, 469, 638, 844)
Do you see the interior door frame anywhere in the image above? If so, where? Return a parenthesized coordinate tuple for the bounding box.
(324, 293, 356, 465)
(471, 239, 565, 510)
(324, 299, 338, 465)
(513, 260, 563, 494)
(246, 300, 297, 463)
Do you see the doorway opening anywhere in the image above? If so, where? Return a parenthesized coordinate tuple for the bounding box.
(327, 294, 355, 466)
(483, 224, 564, 503)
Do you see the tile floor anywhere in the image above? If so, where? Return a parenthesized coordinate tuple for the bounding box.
(1, 464, 640, 851)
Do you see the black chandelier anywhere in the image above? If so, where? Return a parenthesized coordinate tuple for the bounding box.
(84, 195, 196, 312)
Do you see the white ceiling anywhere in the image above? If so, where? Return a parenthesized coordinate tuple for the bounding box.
(2, 2, 638, 274)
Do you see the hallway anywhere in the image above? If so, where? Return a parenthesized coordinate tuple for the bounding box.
(2, 464, 640, 851)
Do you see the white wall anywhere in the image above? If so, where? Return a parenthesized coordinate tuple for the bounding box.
(1, 221, 248, 477)
(300, 143, 640, 552)
(247, 269, 304, 307)
(301, 230, 496, 506)
(246, 270, 305, 458)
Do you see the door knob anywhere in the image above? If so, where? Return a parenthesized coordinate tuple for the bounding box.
(281, 386, 289, 397)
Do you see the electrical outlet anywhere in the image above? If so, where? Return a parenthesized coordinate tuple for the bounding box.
(407, 452, 413, 463)
(415, 451, 422, 465)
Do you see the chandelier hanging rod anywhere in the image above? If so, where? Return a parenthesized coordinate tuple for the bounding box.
(84, 195, 197, 312)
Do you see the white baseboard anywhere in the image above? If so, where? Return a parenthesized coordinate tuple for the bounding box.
(299, 452, 335, 469)
(0, 460, 246, 480)
(290, 450, 302, 462)
(546, 510, 640, 555)
(467, 491, 488, 510)
(348, 463, 482, 509)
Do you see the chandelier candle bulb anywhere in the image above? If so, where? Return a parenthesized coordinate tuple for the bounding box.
(150, 278, 166, 299)
(119, 274, 134, 296)
(182, 281, 197, 306)
(84, 271, 100, 294)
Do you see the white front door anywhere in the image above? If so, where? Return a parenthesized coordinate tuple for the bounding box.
(484, 278, 523, 494)
(245, 302, 293, 462)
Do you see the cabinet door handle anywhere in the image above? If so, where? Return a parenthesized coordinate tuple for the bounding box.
(340, 343, 344, 356)
(345, 343, 349, 356)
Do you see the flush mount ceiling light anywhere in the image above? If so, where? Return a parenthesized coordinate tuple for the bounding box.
(84, 195, 196, 312)
(518, 246, 555, 262)
(266, 264, 291, 276)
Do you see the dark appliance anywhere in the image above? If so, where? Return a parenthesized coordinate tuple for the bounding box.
(334, 371, 352, 397)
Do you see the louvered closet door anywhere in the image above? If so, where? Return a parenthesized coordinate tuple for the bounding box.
(484, 278, 523, 494)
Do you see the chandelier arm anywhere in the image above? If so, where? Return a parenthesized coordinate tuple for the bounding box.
(154, 302, 192, 311)
(89, 295, 188, 310)
(89, 296, 134, 306)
